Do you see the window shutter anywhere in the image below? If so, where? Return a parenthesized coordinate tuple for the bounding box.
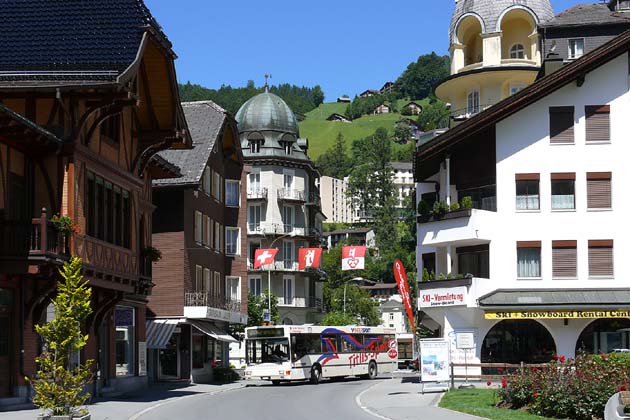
(588, 240, 613, 277)
(552, 240, 577, 278)
(549, 107, 574, 144)
(585, 105, 610, 143)
(587, 173, 612, 209)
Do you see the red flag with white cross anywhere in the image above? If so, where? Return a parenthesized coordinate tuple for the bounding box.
(298, 248, 323, 270)
(341, 246, 366, 271)
(253, 248, 279, 269)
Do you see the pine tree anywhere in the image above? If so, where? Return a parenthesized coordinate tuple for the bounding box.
(28, 257, 94, 417)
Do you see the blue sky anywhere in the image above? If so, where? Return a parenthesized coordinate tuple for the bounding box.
(146, 0, 585, 101)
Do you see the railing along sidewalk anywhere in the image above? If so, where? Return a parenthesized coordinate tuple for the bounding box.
(449, 362, 548, 389)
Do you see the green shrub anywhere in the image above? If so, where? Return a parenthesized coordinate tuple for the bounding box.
(497, 354, 630, 420)
(432, 201, 449, 217)
(461, 196, 473, 209)
(213, 367, 241, 383)
(450, 202, 460, 211)
(417, 200, 431, 216)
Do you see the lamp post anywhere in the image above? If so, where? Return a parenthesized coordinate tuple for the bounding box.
(265, 227, 296, 323)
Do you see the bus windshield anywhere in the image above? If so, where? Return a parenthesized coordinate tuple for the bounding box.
(246, 337, 290, 364)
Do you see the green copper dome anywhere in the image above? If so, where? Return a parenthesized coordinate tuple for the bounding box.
(235, 91, 299, 136)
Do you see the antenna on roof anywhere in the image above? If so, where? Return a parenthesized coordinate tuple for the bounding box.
(264, 73, 272, 92)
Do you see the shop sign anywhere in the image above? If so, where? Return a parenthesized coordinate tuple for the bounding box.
(485, 309, 630, 320)
(419, 286, 467, 308)
(455, 332, 475, 349)
(419, 339, 450, 383)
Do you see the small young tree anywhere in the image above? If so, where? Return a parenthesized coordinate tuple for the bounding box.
(28, 257, 94, 417)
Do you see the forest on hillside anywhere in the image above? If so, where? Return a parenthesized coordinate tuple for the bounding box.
(179, 81, 324, 116)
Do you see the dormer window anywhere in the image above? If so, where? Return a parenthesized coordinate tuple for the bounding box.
(280, 134, 296, 155)
(568, 39, 584, 59)
(247, 132, 264, 154)
(510, 44, 525, 59)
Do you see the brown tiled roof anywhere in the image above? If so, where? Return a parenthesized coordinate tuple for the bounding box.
(541, 4, 630, 27)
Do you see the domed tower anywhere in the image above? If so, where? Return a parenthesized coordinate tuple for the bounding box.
(235, 88, 325, 326)
(436, 0, 554, 122)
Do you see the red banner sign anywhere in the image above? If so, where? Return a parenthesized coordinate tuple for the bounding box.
(393, 259, 415, 332)
(298, 248, 323, 270)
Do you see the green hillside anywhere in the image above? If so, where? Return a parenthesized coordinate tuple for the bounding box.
(300, 98, 429, 160)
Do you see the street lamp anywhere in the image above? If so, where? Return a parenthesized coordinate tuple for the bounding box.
(265, 228, 296, 323)
(343, 277, 364, 314)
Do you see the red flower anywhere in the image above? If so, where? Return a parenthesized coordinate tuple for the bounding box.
(498, 368, 503, 373)
(602, 354, 609, 360)
(501, 378, 507, 388)
(486, 381, 492, 386)
(559, 356, 566, 363)
(534, 392, 539, 398)
(552, 354, 558, 361)
(532, 367, 539, 372)
(619, 386, 627, 392)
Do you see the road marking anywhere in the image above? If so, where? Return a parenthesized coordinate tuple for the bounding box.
(355, 380, 394, 420)
(127, 384, 246, 420)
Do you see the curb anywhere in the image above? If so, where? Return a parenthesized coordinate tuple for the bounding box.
(355, 379, 396, 420)
(127, 383, 247, 420)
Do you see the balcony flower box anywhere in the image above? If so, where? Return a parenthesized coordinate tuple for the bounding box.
(417, 208, 472, 224)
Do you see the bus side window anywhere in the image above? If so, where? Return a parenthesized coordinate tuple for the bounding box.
(341, 334, 361, 353)
(321, 334, 340, 353)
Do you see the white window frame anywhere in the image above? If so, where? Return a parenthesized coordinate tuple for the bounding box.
(226, 276, 241, 302)
(282, 240, 294, 270)
(225, 227, 241, 256)
(249, 277, 262, 296)
(283, 276, 295, 306)
(194, 211, 203, 244)
(467, 90, 480, 115)
(282, 205, 294, 233)
(248, 171, 260, 194)
(509, 43, 525, 59)
(248, 204, 262, 232)
(568, 38, 584, 59)
(283, 169, 295, 192)
(226, 180, 240, 207)
(212, 170, 222, 202)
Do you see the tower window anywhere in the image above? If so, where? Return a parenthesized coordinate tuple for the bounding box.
(509, 44, 525, 59)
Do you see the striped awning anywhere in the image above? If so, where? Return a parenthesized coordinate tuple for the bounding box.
(146, 319, 182, 349)
(189, 320, 237, 343)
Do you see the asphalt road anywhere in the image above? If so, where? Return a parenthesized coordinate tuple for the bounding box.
(136, 377, 383, 420)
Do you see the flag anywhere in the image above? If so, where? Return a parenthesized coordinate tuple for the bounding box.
(393, 259, 415, 332)
(341, 246, 366, 271)
(253, 248, 279, 269)
(298, 248, 323, 270)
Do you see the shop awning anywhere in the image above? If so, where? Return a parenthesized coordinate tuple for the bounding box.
(188, 320, 237, 343)
(479, 289, 630, 311)
(146, 319, 183, 349)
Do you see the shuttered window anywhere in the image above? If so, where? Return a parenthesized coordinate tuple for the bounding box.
(552, 240, 577, 278)
(588, 240, 613, 277)
(549, 107, 574, 144)
(194, 211, 202, 244)
(585, 105, 610, 143)
(587, 172, 612, 209)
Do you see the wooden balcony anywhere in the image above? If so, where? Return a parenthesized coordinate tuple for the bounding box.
(0, 209, 69, 271)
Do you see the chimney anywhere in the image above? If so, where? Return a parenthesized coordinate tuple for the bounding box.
(541, 52, 564, 77)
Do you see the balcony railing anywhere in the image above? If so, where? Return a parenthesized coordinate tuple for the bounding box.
(184, 292, 241, 312)
(277, 188, 305, 202)
(278, 295, 323, 309)
(247, 188, 268, 200)
(247, 260, 300, 271)
(247, 223, 311, 237)
(449, 102, 496, 122)
(0, 209, 68, 262)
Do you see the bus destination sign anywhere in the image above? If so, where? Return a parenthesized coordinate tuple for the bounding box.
(247, 327, 285, 338)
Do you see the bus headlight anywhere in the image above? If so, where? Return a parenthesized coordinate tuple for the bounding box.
(244, 370, 251, 376)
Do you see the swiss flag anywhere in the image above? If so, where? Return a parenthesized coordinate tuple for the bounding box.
(253, 248, 279, 269)
(341, 246, 367, 271)
(298, 248, 323, 271)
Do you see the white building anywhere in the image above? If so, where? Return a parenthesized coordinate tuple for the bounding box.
(379, 295, 407, 334)
(415, 31, 630, 372)
(391, 162, 414, 212)
(235, 89, 326, 325)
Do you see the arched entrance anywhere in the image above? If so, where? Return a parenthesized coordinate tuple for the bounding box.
(481, 320, 555, 364)
(576, 318, 630, 355)
(282, 317, 294, 325)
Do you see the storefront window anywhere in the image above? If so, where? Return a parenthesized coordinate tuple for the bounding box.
(576, 319, 630, 355)
(115, 306, 135, 377)
(207, 337, 223, 367)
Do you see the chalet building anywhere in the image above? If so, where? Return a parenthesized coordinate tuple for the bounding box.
(415, 30, 630, 373)
(0, 0, 191, 399)
(326, 113, 352, 123)
(148, 101, 248, 383)
(436, 0, 554, 124)
(403, 101, 423, 115)
(337, 96, 352, 103)
(235, 89, 326, 325)
(373, 104, 391, 115)
(323, 228, 375, 250)
(380, 81, 395, 94)
(359, 89, 379, 98)
(539, 2, 630, 63)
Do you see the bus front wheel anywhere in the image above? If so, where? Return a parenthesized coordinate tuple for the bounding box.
(368, 361, 377, 379)
(310, 365, 321, 385)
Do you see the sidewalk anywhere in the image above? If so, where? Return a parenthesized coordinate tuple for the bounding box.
(0, 381, 252, 420)
(359, 374, 484, 420)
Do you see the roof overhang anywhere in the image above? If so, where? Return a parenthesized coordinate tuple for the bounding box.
(0, 102, 64, 155)
(479, 288, 630, 312)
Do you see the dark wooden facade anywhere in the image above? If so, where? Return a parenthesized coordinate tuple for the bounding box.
(0, 28, 190, 399)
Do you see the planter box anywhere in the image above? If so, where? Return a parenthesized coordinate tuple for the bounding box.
(417, 208, 472, 224)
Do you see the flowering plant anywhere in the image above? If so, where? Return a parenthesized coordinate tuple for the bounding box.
(50, 214, 79, 235)
(142, 246, 162, 262)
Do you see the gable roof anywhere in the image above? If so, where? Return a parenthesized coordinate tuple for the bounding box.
(0, 0, 173, 86)
(390, 162, 413, 171)
(416, 29, 630, 165)
(154, 101, 228, 187)
(540, 3, 630, 27)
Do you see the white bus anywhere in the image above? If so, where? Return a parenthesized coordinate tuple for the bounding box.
(244, 325, 398, 385)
